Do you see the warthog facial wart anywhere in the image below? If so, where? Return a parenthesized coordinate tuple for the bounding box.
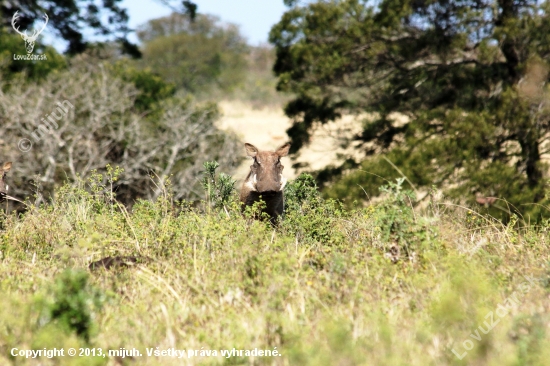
(240, 142, 291, 224)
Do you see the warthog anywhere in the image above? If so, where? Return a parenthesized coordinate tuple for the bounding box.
(0, 162, 12, 201)
(240, 142, 291, 223)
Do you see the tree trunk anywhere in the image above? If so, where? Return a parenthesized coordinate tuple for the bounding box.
(497, 0, 520, 83)
(518, 131, 542, 190)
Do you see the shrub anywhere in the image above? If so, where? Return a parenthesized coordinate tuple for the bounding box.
(48, 269, 104, 342)
(201, 160, 237, 210)
(282, 173, 346, 245)
(370, 178, 437, 262)
(0, 61, 242, 207)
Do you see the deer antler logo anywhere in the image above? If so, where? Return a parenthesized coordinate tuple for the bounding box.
(11, 11, 48, 54)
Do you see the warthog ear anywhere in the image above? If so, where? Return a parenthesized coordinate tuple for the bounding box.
(244, 143, 259, 157)
(276, 143, 291, 157)
(2, 162, 12, 172)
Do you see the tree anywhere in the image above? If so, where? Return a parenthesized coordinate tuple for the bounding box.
(154, 0, 198, 19)
(269, 0, 550, 219)
(137, 12, 248, 94)
(1, 0, 139, 55)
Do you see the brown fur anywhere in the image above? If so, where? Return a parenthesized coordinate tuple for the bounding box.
(0, 162, 12, 201)
(88, 255, 151, 271)
(240, 142, 291, 223)
(475, 196, 497, 206)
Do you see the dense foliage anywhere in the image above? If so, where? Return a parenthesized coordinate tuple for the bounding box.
(270, 0, 550, 220)
(1, 0, 139, 55)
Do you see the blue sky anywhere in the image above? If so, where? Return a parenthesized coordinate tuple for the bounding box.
(122, 0, 288, 46)
(38, 0, 288, 51)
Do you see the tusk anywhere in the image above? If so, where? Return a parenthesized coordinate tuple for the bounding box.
(245, 174, 258, 191)
(279, 174, 287, 190)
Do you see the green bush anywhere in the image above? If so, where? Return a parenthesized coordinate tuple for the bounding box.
(282, 173, 346, 245)
(108, 60, 176, 115)
(48, 269, 104, 342)
(372, 178, 435, 261)
(201, 161, 236, 211)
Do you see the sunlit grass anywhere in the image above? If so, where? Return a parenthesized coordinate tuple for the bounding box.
(0, 175, 549, 365)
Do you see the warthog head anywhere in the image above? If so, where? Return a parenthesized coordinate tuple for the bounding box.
(243, 142, 290, 194)
(240, 142, 291, 222)
(0, 162, 12, 201)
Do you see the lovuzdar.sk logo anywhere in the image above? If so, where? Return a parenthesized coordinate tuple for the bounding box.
(12, 10, 48, 61)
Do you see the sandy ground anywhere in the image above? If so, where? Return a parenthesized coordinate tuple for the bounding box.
(217, 101, 364, 184)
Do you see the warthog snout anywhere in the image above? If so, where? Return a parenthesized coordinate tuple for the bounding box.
(0, 162, 12, 200)
(240, 142, 291, 222)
